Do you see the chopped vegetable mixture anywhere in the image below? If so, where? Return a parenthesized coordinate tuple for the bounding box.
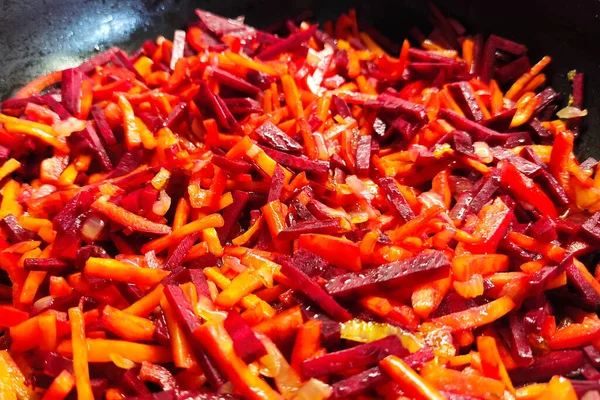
(0, 4, 598, 400)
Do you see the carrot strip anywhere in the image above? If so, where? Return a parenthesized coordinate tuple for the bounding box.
(141, 213, 224, 253)
(57, 339, 172, 363)
(84, 257, 170, 286)
(380, 355, 445, 400)
(41, 370, 75, 400)
(69, 307, 94, 400)
(506, 56, 552, 101)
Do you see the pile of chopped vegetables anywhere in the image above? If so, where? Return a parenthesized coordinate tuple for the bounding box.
(1, 4, 600, 399)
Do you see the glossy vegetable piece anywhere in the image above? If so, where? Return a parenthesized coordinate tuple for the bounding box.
(325, 251, 450, 297)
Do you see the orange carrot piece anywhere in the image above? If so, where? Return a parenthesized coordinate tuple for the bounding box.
(477, 336, 515, 394)
(291, 320, 322, 374)
(116, 94, 142, 149)
(69, 307, 94, 400)
(141, 213, 224, 253)
(411, 275, 452, 319)
(506, 56, 552, 101)
(84, 257, 170, 286)
(193, 320, 283, 400)
(41, 370, 75, 400)
(429, 296, 516, 332)
(160, 297, 197, 369)
(380, 356, 445, 400)
(91, 196, 172, 235)
(57, 339, 172, 363)
(122, 284, 164, 317)
(100, 305, 156, 341)
(253, 306, 304, 343)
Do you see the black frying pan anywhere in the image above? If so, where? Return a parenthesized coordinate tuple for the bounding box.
(1, 0, 599, 158)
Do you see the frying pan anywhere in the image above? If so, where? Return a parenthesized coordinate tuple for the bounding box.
(1, 0, 599, 158)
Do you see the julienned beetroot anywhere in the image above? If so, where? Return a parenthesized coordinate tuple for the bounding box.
(0, 4, 597, 400)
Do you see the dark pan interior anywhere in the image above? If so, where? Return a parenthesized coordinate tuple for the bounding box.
(1, 0, 599, 158)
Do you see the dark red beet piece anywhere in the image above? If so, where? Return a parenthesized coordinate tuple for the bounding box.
(121, 369, 151, 395)
(366, 93, 427, 122)
(223, 311, 268, 364)
(355, 135, 372, 177)
(216, 191, 250, 243)
(491, 147, 540, 176)
(161, 232, 199, 271)
(507, 315, 534, 367)
(528, 216, 558, 243)
(267, 165, 285, 203)
(301, 335, 408, 379)
(278, 219, 340, 240)
(23, 258, 70, 271)
(61, 68, 83, 115)
(494, 56, 531, 85)
(91, 105, 117, 147)
(211, 154, 252, 174)
(452, 130, 474, 156)
(482, 108, 517, 132)
(447, 82, 484, 122)
(260, 146, 329, 176)
(378, 177, 415, 222)
(0, 214, 38, 243)
(76, 47, 119, 75)
(332, 95, 351, 118)
(163, 285, 225, 389)
(212, 68, 260, 96)
(330, 366, 388, 399)
(128, 391, 243, 400)
(584, 345, 600, 368)
(325, 251, 450, 297)
(581, 212, 600, 243)
(222, 97, 262, 114)
(280, 258, 351, 322)
(255, 121, 303, 153)
(509, 350, 584, 385)
(566, 259, 600, 307)
(257, 25, 318, 60)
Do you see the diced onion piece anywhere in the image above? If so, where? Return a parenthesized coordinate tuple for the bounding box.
(340, 319, 423, 352)
(556, 106, 588, 119)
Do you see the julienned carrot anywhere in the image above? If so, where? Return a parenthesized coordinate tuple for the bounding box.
(2, 121, 70, 153)
(380, 356, 445, 400)
(84, 257, 170, 286)
(421, 362, 506, 398)
(101, 305, 156, 341)
(204, 267, 276, 317)
(116, 94, 142, 149)
(429, 296, 516, 332)
(291, 319, 322, 374)
(122, 284, 164, 317)
(91, 196, 172, 235)
(41, 370, 75, 400)
(141, 213, 224, 253)
(193, 321, 284, 400)
(505, 56, 552, 100)
(160, 297, 197, 369)
(253, 306, 304, 342)
(68, 307, 93, 400)
(57, 339, 173, 363)
(477, 335, 515, 394)
(14, 70, 63, 98)
(2, 6, 600, 399)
